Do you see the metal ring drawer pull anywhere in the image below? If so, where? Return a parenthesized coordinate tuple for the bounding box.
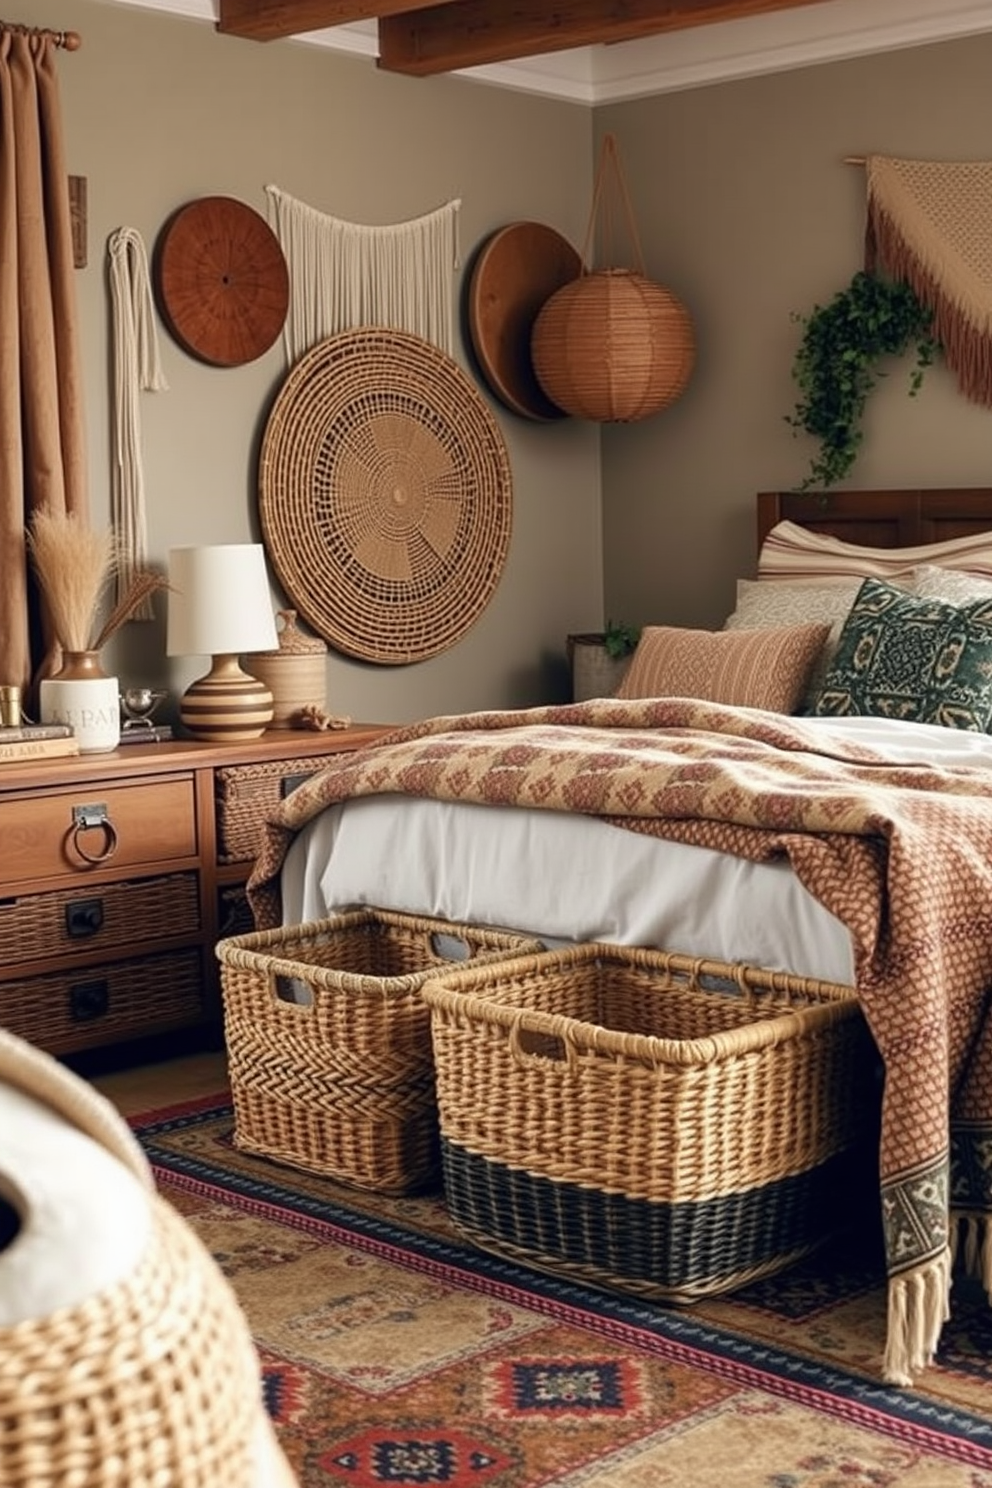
(70, 804, 120, 865)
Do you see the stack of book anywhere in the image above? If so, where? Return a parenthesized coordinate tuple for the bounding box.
(0, 723, 80, 762)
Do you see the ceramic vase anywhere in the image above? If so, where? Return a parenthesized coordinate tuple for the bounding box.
(39, 650, 121, 752)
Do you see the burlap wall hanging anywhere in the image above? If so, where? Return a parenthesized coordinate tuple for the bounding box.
(258, 327, 512, 665)
(864, 155, 992, 408)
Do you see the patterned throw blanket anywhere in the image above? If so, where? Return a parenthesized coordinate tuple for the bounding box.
(249, 697, 992, 1386)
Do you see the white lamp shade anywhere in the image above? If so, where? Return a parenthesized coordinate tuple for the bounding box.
(167, 545, 278, 658)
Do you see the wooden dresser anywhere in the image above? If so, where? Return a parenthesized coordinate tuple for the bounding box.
(0, 725, 390, 1064)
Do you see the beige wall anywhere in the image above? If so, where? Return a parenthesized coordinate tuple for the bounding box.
(599, 35, 992, 632)
(14, 7, 992, 721)
(10, 0, 600, 724)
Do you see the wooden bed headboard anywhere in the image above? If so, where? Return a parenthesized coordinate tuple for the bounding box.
(757, 489, 992, 551)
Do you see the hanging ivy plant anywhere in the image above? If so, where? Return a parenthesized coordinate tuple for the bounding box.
(786, 269, 940, 491)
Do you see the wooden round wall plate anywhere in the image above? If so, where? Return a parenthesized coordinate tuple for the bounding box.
(154, 196, 289, 367)
(468, 221, 582, 422)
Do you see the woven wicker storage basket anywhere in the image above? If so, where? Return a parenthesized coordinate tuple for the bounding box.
(0, 1027, 298, 1488)
(216, 756, 326, 863)
(422, 942, 878, 1302)
(216, 910, 542, 1194)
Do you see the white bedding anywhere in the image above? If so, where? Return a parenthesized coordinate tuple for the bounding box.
(279, 713, 992, 987)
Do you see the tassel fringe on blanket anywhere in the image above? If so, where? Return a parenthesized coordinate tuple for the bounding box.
(883, 1248, 951, 1387)
(865, 155, 992, 409)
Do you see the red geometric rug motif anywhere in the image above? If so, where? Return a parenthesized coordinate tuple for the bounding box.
(133, 1093, 992, 1487)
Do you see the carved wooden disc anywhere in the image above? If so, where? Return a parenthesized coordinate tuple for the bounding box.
(155, 196, 289, 367)
(468, 221, 582, 421)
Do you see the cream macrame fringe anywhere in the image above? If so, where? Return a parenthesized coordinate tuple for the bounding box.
(107, 227, 168, 616)
(265, 184, 460, 364)
(865, 155, 992, 409)
(952, 1209, 992, 1293)
(882, 1246, 951, 1387)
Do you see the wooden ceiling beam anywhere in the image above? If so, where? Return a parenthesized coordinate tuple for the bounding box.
(377, 0, 833, 75)
(217, 0, 462, 44)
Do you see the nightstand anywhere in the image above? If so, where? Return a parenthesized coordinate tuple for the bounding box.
(0, 725, 390, 1064)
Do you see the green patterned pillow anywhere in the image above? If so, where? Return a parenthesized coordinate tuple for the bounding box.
(809, 577, 992, 730)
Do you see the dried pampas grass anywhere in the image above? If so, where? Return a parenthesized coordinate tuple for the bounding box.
(28, 509, 169, 654)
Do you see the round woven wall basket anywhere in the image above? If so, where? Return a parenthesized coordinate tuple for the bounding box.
(258, 328, 513, 665)
(531, 269, 696, 423)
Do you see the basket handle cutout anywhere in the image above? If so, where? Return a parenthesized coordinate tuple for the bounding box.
(275, 972, 313, 1007)
(431, 932, 473, 962)
(509, 1020, 573, 1069)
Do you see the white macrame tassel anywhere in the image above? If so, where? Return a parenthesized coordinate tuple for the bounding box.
(951, 1209, 992, 1297)
(108, 227, 168, 616)
(882, 1246, 951, 1387)
(265, 184, 461, 364)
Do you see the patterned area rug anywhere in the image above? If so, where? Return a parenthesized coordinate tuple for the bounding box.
(133, 1093, 992, 1487)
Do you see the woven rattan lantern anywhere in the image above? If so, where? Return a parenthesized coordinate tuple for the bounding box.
(532, 135, 695, 423)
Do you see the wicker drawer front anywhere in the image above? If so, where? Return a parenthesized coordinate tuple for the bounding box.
(0, 872, 200, 966)
(0, 777, 197, 891)
(216, 757, 324, 863)
(0, 947, 205, 1056)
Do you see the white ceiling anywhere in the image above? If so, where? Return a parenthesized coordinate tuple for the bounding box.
(104, 0, 992, 105)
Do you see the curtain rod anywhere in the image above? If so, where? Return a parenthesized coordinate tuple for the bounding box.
(0, 21, 81, 49)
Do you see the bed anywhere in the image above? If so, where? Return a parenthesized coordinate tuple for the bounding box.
(248, 486, 992, 1388)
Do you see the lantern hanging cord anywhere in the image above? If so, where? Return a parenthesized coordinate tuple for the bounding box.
(580, 134, 646, 276)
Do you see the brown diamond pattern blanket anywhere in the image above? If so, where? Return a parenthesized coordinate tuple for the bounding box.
(249, 697, 992, 1386)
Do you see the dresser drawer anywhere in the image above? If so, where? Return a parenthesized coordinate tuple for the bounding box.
(0, 776, 197, 891)
(0, 946, 205, 1055)
(0, 871, 200, 965)
(216, 756, 324, 863)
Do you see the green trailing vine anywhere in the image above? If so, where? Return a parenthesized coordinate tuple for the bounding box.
(787, 269, 939, 491)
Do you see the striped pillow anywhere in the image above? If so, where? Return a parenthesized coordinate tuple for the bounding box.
(758, 520, 992, 584)
(615, 622, 831, 713)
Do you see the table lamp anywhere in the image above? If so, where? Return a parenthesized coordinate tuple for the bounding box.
(167, 544, 279, 741)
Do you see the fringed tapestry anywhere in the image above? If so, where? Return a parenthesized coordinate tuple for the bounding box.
(865, 155, 992, 408)
(108, 227, 168, 616)
(264, 185, 460, 364)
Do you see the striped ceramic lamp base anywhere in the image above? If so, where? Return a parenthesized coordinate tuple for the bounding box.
(179, 654, 274, 741)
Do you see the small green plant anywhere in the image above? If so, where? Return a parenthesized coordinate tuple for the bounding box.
(786, 269, 939, 491)
(603, 619, 641, 659)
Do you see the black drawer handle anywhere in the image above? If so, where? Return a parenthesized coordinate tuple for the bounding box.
(68, 978, 109, 1022)
(65, 897, 105, 937)
(280, 771, 313, 799)
(70, 803, 119, 865)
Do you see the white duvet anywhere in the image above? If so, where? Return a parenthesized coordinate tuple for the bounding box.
(279, 713, 992, 987)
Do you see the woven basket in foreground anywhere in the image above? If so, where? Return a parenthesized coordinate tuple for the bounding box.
(422, 942, 879, 1302)
(216, 909, 541, 1194)
(0, 1027, 296, 1488)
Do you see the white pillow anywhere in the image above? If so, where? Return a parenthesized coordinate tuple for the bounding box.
(913, 564, 992, 604)
(758, 520, 992, 584)
(723, 579, 862, 710)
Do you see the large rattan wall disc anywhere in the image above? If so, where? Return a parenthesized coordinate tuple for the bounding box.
(258, 328, 513, 664)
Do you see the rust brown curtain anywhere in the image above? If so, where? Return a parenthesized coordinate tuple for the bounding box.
(0, 27, 87, 696)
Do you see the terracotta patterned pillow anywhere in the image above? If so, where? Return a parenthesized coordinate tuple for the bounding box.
(723, 578, 864, 710)
(615, 622, 831, 713)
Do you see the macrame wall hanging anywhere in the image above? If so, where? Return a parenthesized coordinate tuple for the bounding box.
(863, 155, 992, 408)
(107, 227, 168, 616)
(264, 185, 461, 364)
